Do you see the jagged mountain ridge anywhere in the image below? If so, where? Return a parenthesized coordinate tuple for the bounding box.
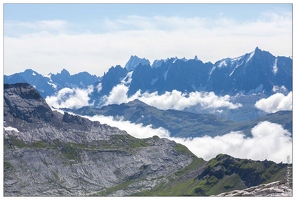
(90, 47, 291, 105)
(3, 83, 289, 196)
(66, 99, 292, 138)
(4, 47, 291, 109)
(4, 69, 100, 98)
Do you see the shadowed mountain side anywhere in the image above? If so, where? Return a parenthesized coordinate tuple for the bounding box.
(69, 100, 292, 138)
(4, 69, 100, 98)
(68, 99, 235, 138)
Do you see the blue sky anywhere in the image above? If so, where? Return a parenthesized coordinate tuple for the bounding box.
(4, 3, 291, 22)
(3, 3, 292, 76)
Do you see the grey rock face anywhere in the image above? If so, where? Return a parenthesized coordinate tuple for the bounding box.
(216, 180, 292, 197)
(4, 83, 195, 196)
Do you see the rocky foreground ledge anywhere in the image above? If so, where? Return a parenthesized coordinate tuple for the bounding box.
(216, 180, 292, 197)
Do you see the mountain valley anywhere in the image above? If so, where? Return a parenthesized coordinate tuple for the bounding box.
(3, 83, 291, 196)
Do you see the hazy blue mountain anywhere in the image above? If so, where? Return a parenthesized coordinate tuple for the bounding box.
(5, 47, 291, 104)
(206, 47, 292, 95)
(4, 69, 56, 97)
(89, 47, 291, 108)
(91, 65, 128, 100)
(4, 69, 100, 98)
(4, 73, 27, 84)
(4, 47, 292, 122)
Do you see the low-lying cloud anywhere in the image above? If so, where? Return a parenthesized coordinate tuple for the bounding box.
(104, 84, 242, 110)
(255, 92, 292, 113)
(45, 86, 94, 109)
(86, 115, 170, 139)
(44, 82, 241, 111)
(84, 113, 292, 163)
(173, 121, 292, 163)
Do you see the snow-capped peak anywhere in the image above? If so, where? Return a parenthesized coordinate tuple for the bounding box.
(124, 55, 150, 72)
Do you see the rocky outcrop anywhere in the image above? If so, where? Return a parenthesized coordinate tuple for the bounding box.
(4, 83, 53, 123)
(4, 83, 198, 196)
(216, 180, 292, 196)
(132, 154, 290, 196)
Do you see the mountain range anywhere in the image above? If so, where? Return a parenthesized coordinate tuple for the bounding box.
(4, 69, 100, 98)
(5, 47, 292, 102)
(66, 99, 292, 138)
(4, 47, 292, 122)
(91, 47, 291, 103)
(4, 83, 290, 196)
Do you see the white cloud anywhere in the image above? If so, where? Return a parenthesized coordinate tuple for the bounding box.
(45, 86, 94, 109)
(103, 84, 242, 110)
(43, 81, 241, 111)
(255, 92, 292, 113)
(84, 113, 292, 163)
(96, 83, 102, 93)
(103, 84, 130, 105)
(139, 90, 241, 110)
(173, 121, 292, 163)
(4, 13, 292, 76)
(85, 115, 170, 139)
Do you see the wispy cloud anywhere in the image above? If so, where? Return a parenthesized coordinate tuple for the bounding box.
(84, 114, 292, 163)
(4, 20, 69, 36)
(45, 86, 94, 109)
(4, 12, 292, 76)
(255, 92, 292, 113)
(103, 84, 242, 110)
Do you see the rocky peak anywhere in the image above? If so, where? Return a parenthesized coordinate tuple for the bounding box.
(124, 55, 150, 72)
(4, 83, 53, 123)
(60, 69, 71, 76)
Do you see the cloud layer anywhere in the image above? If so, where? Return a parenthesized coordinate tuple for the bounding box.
(87, 115, 170, 139)
(4, 12, 292, 76)
(44, 82, 241, 111)
(83, 113, 292, 163)
(103, 84, 242, 110)
(255, 92, 292, 113)
(173, 121, 292, 163)
(45, 86, 94, 109)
